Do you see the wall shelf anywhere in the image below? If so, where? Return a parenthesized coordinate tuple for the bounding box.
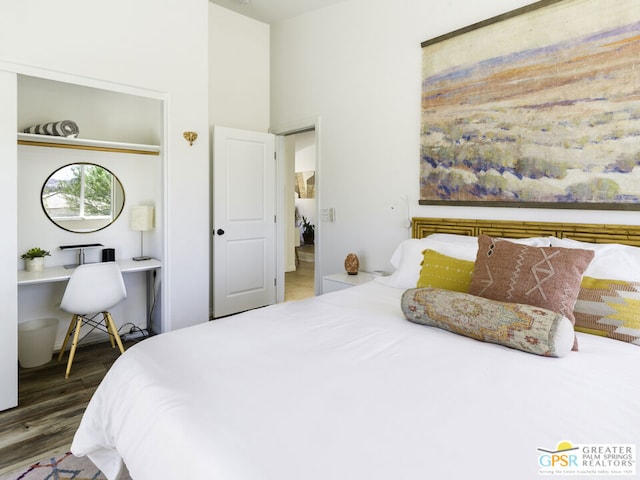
(17, 133, 160, 156)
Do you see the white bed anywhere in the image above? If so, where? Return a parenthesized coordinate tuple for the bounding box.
(72, 218, 640, 479)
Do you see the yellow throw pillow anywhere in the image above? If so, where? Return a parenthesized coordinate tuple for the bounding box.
(416, 249, 474, 292)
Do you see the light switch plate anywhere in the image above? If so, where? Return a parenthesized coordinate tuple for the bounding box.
(320, 208, 335, 222)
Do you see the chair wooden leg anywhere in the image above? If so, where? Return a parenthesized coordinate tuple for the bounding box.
(65, 316, 83, 378)
(105, 313, 116, 348)
(58, 315, 77, 361)
(105, 312, 125, 354)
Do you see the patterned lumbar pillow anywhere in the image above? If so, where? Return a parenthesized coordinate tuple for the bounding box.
(401, 288, 574, 357)
(574, 277, 640, 346)
(416, 249, 475, 291)
(468, 235, 594, 350)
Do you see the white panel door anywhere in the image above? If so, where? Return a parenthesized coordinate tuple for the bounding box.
(213, 126, 276, 318)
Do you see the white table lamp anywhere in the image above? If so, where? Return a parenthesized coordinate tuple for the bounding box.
(131, 206, 155, 261)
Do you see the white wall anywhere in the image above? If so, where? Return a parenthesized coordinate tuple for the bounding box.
(0, 71, 18, 410)
(0, 0, 210, 409)
(285, 135, 297, 272)
(18, 75, 162, 145)
(294, 131, 317, 238)
(18, 146, 161, 267)
(271, 0, 640, 277)
(209, 3, 270, 133)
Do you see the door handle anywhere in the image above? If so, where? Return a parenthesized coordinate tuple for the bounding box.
(216, 228, 225, 235)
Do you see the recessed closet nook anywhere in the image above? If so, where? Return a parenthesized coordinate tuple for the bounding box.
(11, 74, 164, 404)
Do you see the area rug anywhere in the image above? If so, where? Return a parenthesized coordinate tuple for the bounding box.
(0, 451, 121, 480)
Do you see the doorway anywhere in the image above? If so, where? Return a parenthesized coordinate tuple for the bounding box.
(282, 129, 316, 302)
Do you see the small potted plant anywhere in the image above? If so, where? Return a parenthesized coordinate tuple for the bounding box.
(21, 247, 51, 272)
(302, 216, 315, 245)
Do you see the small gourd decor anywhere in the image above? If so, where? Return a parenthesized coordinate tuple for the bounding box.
(344, 253, 359, 275)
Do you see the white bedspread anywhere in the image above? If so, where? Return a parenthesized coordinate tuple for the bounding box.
(72, 282, 640, 479)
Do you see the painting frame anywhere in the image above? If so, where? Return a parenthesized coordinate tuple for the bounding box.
(295, 170, 315, 199)
(419, 0, 640, 210)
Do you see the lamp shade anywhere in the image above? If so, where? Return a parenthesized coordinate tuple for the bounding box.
(130, 206, 155, 232)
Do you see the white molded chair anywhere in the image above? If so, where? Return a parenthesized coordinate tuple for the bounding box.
(58, 262, 127, 378)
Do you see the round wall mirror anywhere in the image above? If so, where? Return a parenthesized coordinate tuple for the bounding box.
(41, 163, 125, 233)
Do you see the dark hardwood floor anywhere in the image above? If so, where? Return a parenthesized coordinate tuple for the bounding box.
(1, 273, 312, 476)
(0, 340, 136, 476)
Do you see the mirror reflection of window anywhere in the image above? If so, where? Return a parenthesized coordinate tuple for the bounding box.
(41, 163, 125, 233)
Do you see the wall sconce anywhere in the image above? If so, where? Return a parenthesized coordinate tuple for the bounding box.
(183, 131, 198, 146)
(131, 205, 155, 261)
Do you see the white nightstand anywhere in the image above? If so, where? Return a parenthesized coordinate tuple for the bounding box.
(322, 271, 377, 294)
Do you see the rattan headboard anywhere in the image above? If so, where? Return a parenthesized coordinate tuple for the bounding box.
(411, 217, 640, 247)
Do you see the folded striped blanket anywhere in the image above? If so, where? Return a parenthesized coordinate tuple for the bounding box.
(23, 120, 79, 137)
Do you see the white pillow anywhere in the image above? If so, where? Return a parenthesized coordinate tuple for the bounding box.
(388, 235, 479, 269)
(550, 237, 640, 281)
(380, 239, 450, 289)
(378, 234, 551, 289)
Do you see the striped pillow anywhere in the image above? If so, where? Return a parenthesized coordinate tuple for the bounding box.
(574, 277, 640, 345)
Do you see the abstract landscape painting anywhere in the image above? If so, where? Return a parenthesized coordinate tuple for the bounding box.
(420, 0, 640, 209)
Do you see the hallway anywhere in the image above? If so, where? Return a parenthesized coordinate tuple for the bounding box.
(284, 244, 314, 301)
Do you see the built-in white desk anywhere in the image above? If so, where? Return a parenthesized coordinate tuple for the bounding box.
(18, 258, 161, 285)
(18, 259, 161, 332)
